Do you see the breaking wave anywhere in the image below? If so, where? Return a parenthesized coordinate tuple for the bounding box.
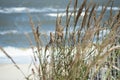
(0, 7, 64, 14)
(0, 30, 18, 35)
(0, 6, 119, 14)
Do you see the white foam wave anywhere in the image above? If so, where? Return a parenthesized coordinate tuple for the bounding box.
(0, 30, 18, 35)
(0, 46, 33, 57)
(0, 30, 33, 35)
(0, 7, 27, 13)
(0, 46, 51, 63)
(46, 6, 120, 17)
(0, 6, 119, 14)
(97, 6, 120, 11)
(0, 7, 65, 14)
(46, 12, 86, 17)
(0, 46, 33, 63)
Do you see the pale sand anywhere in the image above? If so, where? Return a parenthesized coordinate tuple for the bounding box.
(0, 64, 32, 80)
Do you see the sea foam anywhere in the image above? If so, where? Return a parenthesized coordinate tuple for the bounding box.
(0, 46, 33, 63)
(0, 46, 51, 64)
(0, 30, 18, 35)
(0, 6, 119, 14)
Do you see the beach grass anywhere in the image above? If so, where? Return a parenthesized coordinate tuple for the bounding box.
(0, 0, 120, 80)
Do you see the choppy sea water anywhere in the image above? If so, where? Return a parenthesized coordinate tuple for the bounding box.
(0, 0, 120, 63)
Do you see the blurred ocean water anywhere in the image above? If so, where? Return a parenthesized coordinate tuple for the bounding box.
(0, 0, 119, 63)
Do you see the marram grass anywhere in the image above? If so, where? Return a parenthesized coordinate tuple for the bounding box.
(0, 0, 120, 80)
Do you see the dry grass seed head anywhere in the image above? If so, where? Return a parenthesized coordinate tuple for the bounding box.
(75, 0, 87, 27)
(50, 32, 55, 43)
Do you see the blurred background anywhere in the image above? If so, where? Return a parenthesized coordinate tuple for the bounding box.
(0, 0, 120, 63)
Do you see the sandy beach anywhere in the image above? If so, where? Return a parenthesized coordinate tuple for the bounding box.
(0, 64, 31, 80)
